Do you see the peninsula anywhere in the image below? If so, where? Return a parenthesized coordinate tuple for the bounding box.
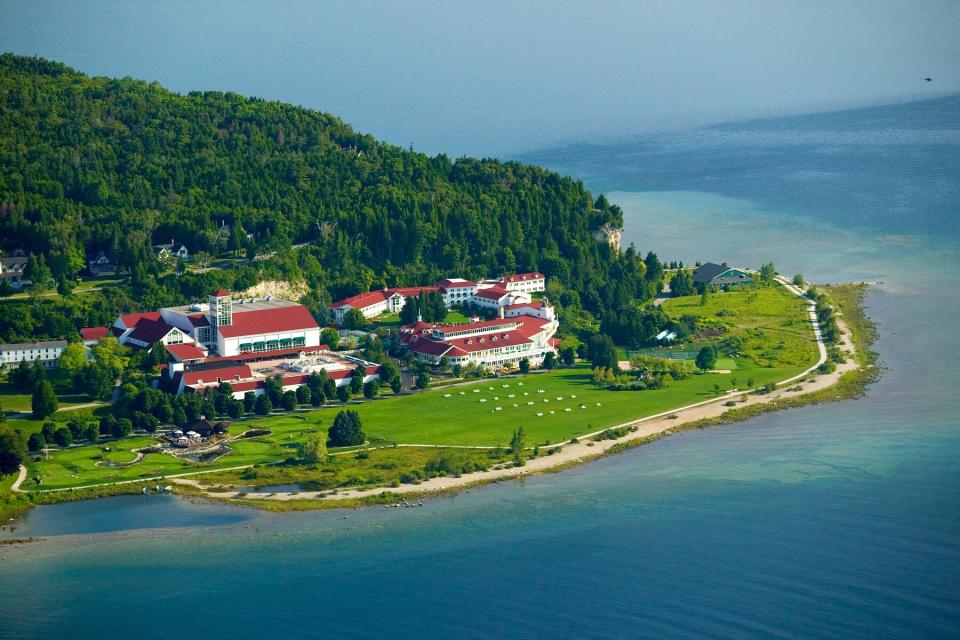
(0, 56, 878, 520)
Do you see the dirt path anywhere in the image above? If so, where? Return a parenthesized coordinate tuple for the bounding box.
(11, 465, 27, 492)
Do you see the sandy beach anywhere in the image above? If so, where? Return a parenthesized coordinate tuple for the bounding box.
(181, 280, 862, 505)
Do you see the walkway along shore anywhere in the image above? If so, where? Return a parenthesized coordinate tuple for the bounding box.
(179, 278, 861, 504)
(15, 278, 861, 505)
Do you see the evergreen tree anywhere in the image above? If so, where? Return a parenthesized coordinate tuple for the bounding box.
(327, 410, 364, 447)
(0, 426, 27, 474)
(32, 379, 58, 419)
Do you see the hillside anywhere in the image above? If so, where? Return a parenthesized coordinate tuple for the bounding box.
(0, 54, 664, 342)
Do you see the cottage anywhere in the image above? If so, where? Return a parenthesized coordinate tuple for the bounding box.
(0, 256, 28, 290)
(87, 251, 117, 276)
(153, 240, 190, 261)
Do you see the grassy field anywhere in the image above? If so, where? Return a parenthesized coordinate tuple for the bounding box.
(0, 380, 99, 413)
(13, 282, 819, 493)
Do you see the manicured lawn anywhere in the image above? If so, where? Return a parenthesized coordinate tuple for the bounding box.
(18, 282, 819, 491)
(0, 381, 98, 413)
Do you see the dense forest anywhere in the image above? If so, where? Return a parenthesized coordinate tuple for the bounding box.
(0, 54, 663, 344)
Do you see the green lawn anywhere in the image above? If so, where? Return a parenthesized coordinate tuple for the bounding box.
(0, 381, 98, 413)
(17, 282, 818, 492)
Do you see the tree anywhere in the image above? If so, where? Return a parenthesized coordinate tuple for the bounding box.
(227, 399, 243, 419)
(350, 365, 366, 395)
(255, 394, 272, 415)
(669, 269, 695, 297)
(91, 337, 127, 375)
(700, 288, 710, 306)
(342, 308, 366, 330)
(0, 278, 12, 298)
(281, 390, 297, 411)
(28, 432, 46, 452)
(509, 426, 526, 467)
(299, 431, 328, 464)
(320, 327, 340, 350)
(57, 276, 74, 299)
(53, 427, 73, 447)
(81, 362, 115, 400)
(760, 262, 777, 283)
(560, 347, 576, 365)
(588, 334, 618, 371)
(111, 418, 132, 439)
(0, 426, 27, 474)
(336, 384, 350, 404)
(542, 351, 556, 369)
(32, 379, 58, 419)
(519, 358, 530, 374)
(296, 385, 312, 406)
(82, 423, 99, 442)
(390, 377, 402, 394)
(363, 380, 379, 399)
(792, 273, 805, 287)
(243, 391, 257, 414)
(415, 371, 430, 390)
(399, 296, 420, 325)
(695, 345, 718, 372)
(24, 253, 53, 292)
(327, 410, 364, 447)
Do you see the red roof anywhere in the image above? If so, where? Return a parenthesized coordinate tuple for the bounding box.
(390, 286, 439, 297)
(436, 279, 475, 289)
(128, 319, 177, 343)
(80, 327, 109, 341)
(474, 287, 510, 301)
(119, 311, 162, 328)
(431, 317, 518, 335)
(213, 290, 231, 297)
(331, 286, 440, 309)
(217, 305, 319, 338)
(502, 272, 544, 283)
(182, 364, 253, 386)
(331, 290, 389, 310)
(203, 345, 329, 365)
(165, 343, 208, 362)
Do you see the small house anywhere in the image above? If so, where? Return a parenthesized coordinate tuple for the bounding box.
(87, 251, 117, 276)
(693, 263, 752, 287)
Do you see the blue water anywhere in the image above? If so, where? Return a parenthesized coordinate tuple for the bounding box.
(1, 98, 959, 639)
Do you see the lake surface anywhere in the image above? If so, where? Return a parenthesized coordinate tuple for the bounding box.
(1, 99, 959, 639)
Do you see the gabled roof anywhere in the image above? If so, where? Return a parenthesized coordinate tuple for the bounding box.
(212, 289, 231, 297)
(128, 319, 178, 343)
(693, 263, 746, 284)
(502, 272, 544, 282)
(436, 278, 475, 289)
(217, 305, 319, 338)
(473, 286, 510, 301)
(119, 311, 162, 329)
(165, 343, 208, 362)
(330, 290, 389, 310)
(80, 327, 109, 341)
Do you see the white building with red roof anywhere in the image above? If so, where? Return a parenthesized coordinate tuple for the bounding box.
(491, 272, 546, 293)
(330, 273, 545, 321)
(112, 291, 321, 357)
(399, 310, 558, 370)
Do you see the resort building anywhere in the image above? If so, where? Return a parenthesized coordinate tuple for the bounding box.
(487, 272, 546, 294)
(0, 340, 68, 368)
(163, 348, 380, 399)
(693, 263, 752, 287)
(112, 291, 322, 357)
(399, 306, 558, 370)
(330, 272, 547, 322)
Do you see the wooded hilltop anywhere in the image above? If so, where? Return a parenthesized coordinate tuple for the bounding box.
(0, 54, 667, 343)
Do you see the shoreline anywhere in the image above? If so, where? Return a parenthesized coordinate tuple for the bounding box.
(4, 281, 879, 520)
(179, 281, 875, 512)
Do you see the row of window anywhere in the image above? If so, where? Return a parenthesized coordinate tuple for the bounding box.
(237, 336, 307, 353)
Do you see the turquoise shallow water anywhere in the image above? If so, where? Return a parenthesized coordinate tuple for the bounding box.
(2, 100, 959, 638)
